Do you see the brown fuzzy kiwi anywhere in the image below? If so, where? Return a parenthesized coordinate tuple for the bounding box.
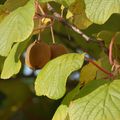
(50, 44, 68, 59)
(25, 40, 51, 69)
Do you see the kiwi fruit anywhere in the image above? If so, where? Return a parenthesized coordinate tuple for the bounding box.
(50, 44, 68, 59)
(25, 40, 51, 69)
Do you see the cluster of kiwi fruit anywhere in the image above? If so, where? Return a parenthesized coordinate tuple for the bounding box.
(25, 40, 68, 69)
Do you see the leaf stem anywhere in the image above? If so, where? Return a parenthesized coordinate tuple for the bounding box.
(50, 26, 55, 43)
(109, 35, 116, 65)
(85, 57, 114, 77)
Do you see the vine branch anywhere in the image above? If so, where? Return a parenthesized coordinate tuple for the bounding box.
(34, 3, 106, 47)
(34, 2, 113, 77)
(85, 57, 114, 77)
(35, 3, 108, 54)
(109, 35, 115, 65)
(47, 3, 90, 41)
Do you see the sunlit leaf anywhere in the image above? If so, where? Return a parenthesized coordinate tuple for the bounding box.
(1, 43, 21, 79)
(66, 10, 73, 19)
(80, 62, 100, 85)
(1, 39, 29, 79)
(52, 105, 68, 120)
(84, 0, 120, 24)
(0, 0, 35, 56)
(69, 79, 120, 120)
(35, 53, 84, 99)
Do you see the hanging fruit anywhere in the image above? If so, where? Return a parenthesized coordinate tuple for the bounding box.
(25, 40, 51, 69)
(50, 44, 68, 59)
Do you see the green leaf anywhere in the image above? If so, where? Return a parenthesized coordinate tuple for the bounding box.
(0, 56, 5, 72)
(69, 79, 120, 120)
(62, 84, 80, 105)
(68, 0, 92, 29)
(80, 62, 100, 85)
(2, 0, 28, 12)
(1, 39, 29, 79)
(0, 0, 29, 23)
(0, 0, 35, 56)
(1, 43, 21, 79)
(39, 0, 53, 3)
(35, 53, 85, 100)
(84, 0, 120, 24)
(0, 5, 7, 22)
(66, 10, 73, 19)
(97, 31, 114, 47)
(39, 0, 75, 7)
(56, 0, 76, 7)
(96, 52, 112, 80)
(52, 105, 69, 120)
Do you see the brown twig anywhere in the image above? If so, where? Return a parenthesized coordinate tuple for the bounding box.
(33, 22, 53, 33)
(47, 3, 90, 41)
(34, 3, 108, 54)
(34, 3, 113, 77)
(35, 12, 91, 40)
(85, 57, 114, 77)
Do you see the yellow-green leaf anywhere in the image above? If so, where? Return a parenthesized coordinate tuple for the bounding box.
(52, 105, 68, 120)
(80, 62, 100, 85)
(35, 53, 85, 100)
(84, 0, 120, 24)
(69, 79, 120, 120)
(1, 38, 29, 79)
(0, 0, 35, 56)
(1, 43, 21, 79)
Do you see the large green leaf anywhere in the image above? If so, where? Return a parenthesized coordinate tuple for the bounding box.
(1, 39, 30, 79)
(69, 79, 120, 120)
(84, 0, 120, 24)
(35, 53, 85, 100)
(0, 0, 35, 56)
